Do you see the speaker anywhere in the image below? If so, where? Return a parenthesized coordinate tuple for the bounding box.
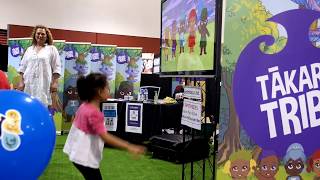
(0, 45, 8, 72)
(148, 134, 209, 163)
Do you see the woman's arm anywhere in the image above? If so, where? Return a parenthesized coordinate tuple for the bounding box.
(50, 46, 61, 92)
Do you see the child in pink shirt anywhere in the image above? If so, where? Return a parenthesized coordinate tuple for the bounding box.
(63, 73, 145, 180)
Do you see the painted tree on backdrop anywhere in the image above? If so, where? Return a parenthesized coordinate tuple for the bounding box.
(218, 0, 286, 164)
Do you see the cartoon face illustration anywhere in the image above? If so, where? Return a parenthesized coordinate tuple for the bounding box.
(255, 155, 279, 179)
(310, 158, 320, 176)
(74, 62, 88, 75)
(307, 150, 320, 177)
(223, 150, 256, 180)
(125, 66, 140, 82)
(64, 85, 79, 116)
(285, 158, 304, 176)
(283, 143, 306, 178)
(230, 159, 250, 179)
(3, 110, 23, 135)
(2, 133, 21, 151)
(99, 64, 114, 80)
(116, 81, 134, 99)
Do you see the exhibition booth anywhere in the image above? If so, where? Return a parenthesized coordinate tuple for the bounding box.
(1, 0, 320, 179)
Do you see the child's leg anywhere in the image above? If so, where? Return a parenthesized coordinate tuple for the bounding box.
(73, 162, 102, 180)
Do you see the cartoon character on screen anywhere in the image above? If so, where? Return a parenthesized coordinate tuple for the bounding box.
(198, 7, 210, 55)
(223, 150, 256, 180)
(63, 76, 80, 122)
(178, 16, 186, 53)
(188, 9, 197, 53)
(163, 27, 171, 61)
(283, 143, 306, 180)
(307, 150, 320, 180)
(115, 81, 134, 99)
(171, 20, 177, 58)
(254, 150, 280, 180)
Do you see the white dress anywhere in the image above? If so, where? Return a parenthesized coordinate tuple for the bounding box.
(63, 124, 105, 169)
(18, 45, 61, 106)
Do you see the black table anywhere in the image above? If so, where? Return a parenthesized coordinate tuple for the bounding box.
(101, 100, 183, 143)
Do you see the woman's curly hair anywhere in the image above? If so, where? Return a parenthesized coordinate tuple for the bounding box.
(31, 25, 53, 45)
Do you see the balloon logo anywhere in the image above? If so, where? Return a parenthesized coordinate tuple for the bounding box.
(0, 90, 56, 179)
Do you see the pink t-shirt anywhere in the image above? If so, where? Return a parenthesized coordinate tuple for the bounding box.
(74, 102, 107, 135)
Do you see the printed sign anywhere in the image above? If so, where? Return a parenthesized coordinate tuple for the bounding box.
(233, 9, 320, 157)
(102, 103, 118, 132)
(183, 86, 202, 100)
(181, 99, 202, 130)
(125, 103, 143, 134)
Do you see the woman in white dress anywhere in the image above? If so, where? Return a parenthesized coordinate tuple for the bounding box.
(18, 25, 61, 107)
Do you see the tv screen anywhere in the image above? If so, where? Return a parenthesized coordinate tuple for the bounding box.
(160, 0, 220, 77)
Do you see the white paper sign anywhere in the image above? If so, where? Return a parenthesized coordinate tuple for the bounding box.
(183, 86, 202, 100)
(102, 103, 118, 132)
(125, 103, 143, 134)
(181, 99, 202, 130)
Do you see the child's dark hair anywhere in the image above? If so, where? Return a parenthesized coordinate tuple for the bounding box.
(77, 73, 108, 101)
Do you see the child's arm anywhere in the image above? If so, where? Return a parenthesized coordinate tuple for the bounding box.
(99, 132, 145, 156)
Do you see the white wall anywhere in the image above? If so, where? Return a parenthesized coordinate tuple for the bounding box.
(0, 0, 161, 38)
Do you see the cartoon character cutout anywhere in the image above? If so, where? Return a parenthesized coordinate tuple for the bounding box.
(115, 81, 134, 99)
(74, 53, 89, 75)
(307, 150, 320, 180)
(188, 9, 197, 53)
(254, 150, 279, 180)
(223, 150, 256, 180)
(171, 20, 177, 58)
(126, 58, 140, 82)
(63, 75, 80, 122)
(2, 110, 23, 135)
(283, 143, 306, 180)
(198, 7, 210, 55)
(0, 110, 23, 151)
(178, 16, 186, 53)
(99, 55, 114, 81)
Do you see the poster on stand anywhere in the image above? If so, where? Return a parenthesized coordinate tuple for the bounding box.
(217, 1, 320, 179)
(63, 42, 91, 123)
(125, 103, 143, 134)
(102, 102, 118, 132)
(142, 53, 154, 74)
(7, 38, 32, 88)
(181, 98, 202, 130)
(90, 44, 117, 97)
(115, 47, 143, 99)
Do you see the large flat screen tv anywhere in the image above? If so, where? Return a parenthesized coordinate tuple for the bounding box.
(160, 0, 222, 77)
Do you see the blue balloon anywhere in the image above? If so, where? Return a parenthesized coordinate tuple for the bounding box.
(0, 90, 56, 180)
